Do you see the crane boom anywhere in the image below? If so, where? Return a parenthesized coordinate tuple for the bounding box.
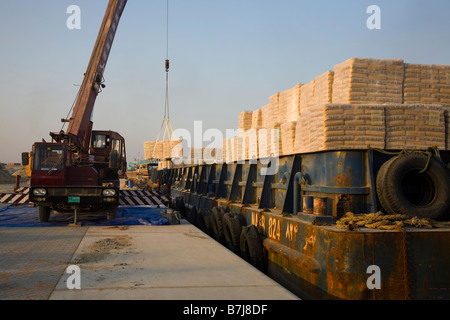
(67, 0, 127, 154)
(23, 0, 129, 223)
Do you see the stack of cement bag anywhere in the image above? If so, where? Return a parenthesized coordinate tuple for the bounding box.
(221, 57, 450, 162)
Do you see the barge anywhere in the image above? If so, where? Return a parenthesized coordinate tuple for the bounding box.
(155, 148, 450, 300)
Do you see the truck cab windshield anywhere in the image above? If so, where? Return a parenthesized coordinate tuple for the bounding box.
(33, 145, 65, 171)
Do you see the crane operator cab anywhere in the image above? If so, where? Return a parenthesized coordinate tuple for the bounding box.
(90, 130, 127, 180)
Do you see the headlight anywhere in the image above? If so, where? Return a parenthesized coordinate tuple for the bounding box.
(102, 189, 116, 197)
(33, 188, 47, 196)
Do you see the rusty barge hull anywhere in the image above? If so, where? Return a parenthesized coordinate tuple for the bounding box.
(158, 149, 450, 300)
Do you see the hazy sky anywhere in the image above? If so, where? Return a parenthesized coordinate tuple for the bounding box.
(1, 0, 450, 163)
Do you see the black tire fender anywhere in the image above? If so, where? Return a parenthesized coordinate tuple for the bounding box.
(175, 197, 186, 215)
(376, 156, 398, 215)
(222, 213, 242, 254)
(200, 208, 213, 235)
(376, 152, 450, 220)
(211, 207, 225, 242)
(188, 206, 198, 224)
(196, 208, 207, 232)
(240, 225, 265, 271)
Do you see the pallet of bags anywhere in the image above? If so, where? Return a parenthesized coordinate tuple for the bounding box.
(239, 129, 258, 161)
(152, 141, 164, 160)
(216, 148, 224, 164)
(238, 111, 253, 131)
(258, 128, 271, 158)
(385, 104, 446, 150)
(222, 138, 227, 163)
(233, 136, 246, 162)
(293, 117, 303, 154)
(170, 139, 183, 159)
(314, 71, 334, 106)
(257, 127, 281, 158)
(246, 129, 259, 160)
(298, 105, 325, 153)
(298, 104, 386, 152)
(203, 148, 220, 164)
(162, 141, 171, 160)
(222, 139, 228, 163)
(332, 58, 404, 105)
(269, 93, 280, 127)
(251, 109, 263, 129)
(261, 93, 281, 129)
(162, 139, 183, 160)
(237, 130, 250, 161)
(261, 104, 272, 129)
(189, 148, 205, 165)
(223, 138, 235, 164)
(281, 121, 297, 156)
(271, 125, 281, 158)
(300, 80, 315, 111)
(278, 84, 302, 124)
(403, 63, 450, 105)
(294, 104, 324, 153)
(144, 141, 156, 160)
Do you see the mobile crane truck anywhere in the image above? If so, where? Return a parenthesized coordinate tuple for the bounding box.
(22, 0, 128, 223)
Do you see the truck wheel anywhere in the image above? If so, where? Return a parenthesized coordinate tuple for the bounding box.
(107, 206, 118, 220)
(38, 206, 51, 222)
(376, 152, 450, 220)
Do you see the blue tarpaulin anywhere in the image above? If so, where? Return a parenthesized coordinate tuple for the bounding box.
(0, 205, 171, 227)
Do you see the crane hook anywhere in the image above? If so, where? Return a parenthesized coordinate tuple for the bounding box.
(165, 59, 170, 73)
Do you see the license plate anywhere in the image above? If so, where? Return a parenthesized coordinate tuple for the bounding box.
(68, 197, 81, 204)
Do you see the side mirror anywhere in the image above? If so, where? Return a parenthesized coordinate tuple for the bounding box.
(21, 152, 29, 166)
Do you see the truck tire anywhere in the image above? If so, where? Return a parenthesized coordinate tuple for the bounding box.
(376, 152, 450, 220)
(240, 225, 265, 271)
(38, 206, 51, 222)
(106, 206, 118, 220)
(222, 213, 242, 254)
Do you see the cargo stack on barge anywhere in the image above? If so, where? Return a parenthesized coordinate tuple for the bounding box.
(151, 58, 450, 300)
